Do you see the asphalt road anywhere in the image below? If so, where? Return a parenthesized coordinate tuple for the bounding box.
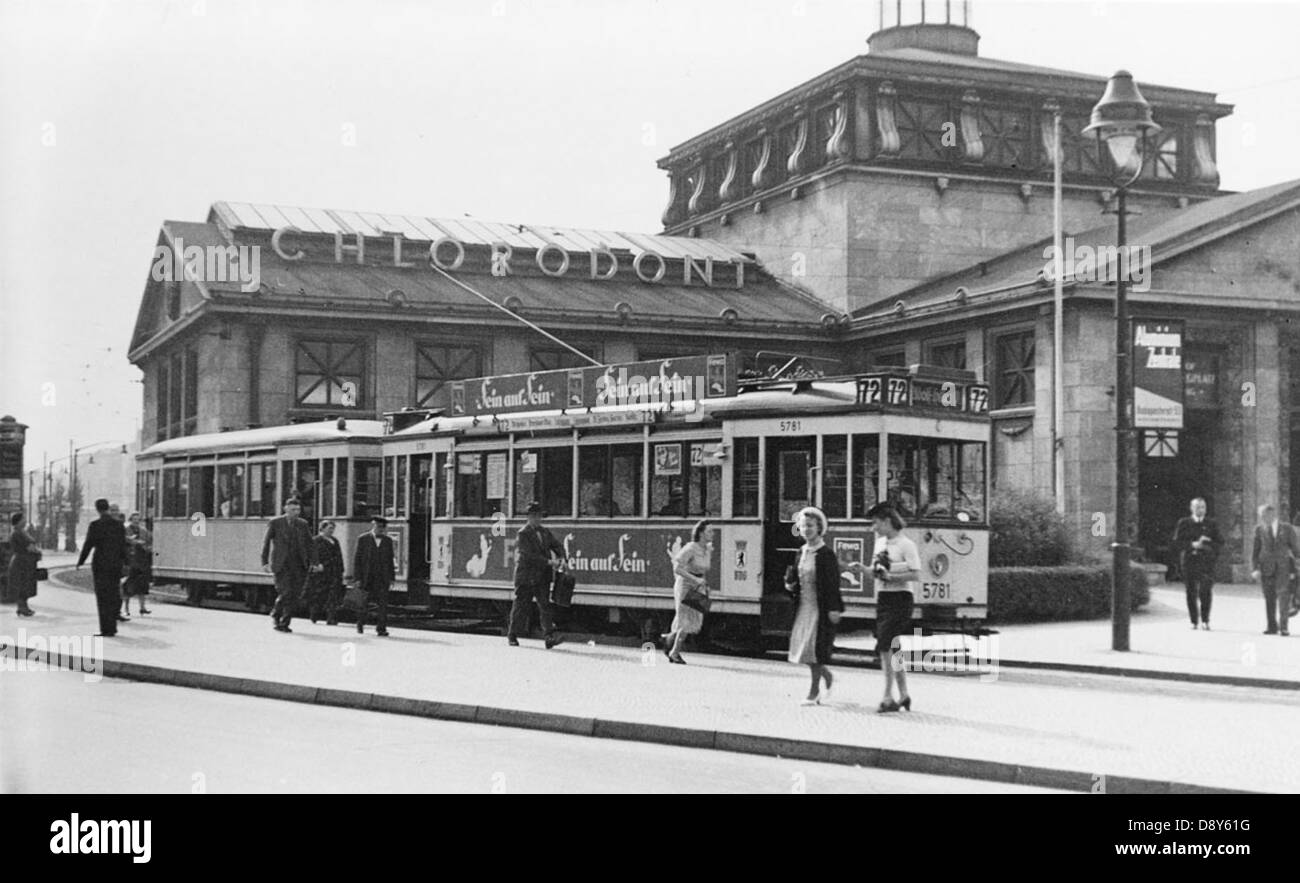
(1, 671, 1063, 794)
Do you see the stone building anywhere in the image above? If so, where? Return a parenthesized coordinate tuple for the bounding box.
(652, 5, 1299, 576)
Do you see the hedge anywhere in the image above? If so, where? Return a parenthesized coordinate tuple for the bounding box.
(988, 489, 1071, 567)
(987, 564, 1150, 624)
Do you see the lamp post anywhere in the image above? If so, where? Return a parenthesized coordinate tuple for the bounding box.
(1084, 70, 1161, 652)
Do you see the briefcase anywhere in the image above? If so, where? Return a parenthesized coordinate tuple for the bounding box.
(550, 571, 576, 608)
(341, 585, 367, 611)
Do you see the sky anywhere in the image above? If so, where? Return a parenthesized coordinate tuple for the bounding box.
(2, 0, 1298, 468)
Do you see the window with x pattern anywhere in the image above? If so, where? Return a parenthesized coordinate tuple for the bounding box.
(895, 98, 958, 163)
(994, 330, 1035, 408)
(416, 343, 482, 409)
(296, 339, 365, 408)
(529, 344, 602, 373)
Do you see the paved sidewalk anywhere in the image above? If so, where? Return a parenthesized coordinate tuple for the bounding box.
(837, 582, 1300, 688)
(4, 573, 1298, 793)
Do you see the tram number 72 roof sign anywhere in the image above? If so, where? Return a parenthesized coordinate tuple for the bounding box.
(856, 375, 990, 414)
(450, 354, 736, 418)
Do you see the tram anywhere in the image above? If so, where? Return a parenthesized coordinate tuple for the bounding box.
(135, 354, 991, 643)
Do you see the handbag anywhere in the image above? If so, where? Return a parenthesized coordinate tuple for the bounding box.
(681, 583, 711, 614)
(341, 585, 367, 611)
(550, 571, 576, 608)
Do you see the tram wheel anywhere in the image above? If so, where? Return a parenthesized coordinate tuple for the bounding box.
(185, 582, 205, 606)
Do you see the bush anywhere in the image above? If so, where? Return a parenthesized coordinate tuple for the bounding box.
(988, 489, 1071, 567)
(987, 563, 1149, 623)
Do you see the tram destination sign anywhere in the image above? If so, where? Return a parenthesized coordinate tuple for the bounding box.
(450, 354, 735, 419)
(855, 375, 990, 414)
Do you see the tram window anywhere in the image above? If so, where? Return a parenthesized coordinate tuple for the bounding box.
(778, 450, 812, 522)
(851, 434, 881, 517)
(434, 453, 448, 518)
(733, 438, 760, 518)
(188, 465, 216, 518)
(383, 456, 395, 517)
(886, 436, 987, 522)
(396, 456, 408, 518)
(144, 471, 159, 518)
(296, 461, 320, 525)
(455, 451, 508, 518)
(215, 464, 245, 517)
(321, 459, 335, 518)
(579, 444, 642, 517)
(823, 436, 848, 519)
(162, 468, 187, 517)
(651, 442, 721, 517)
(412, 456, 431, 514)
(353, 459, 382, 517)
(515, 449, 573, 517)
(336, 459, 349, 516)
(248, 463, 278, 517)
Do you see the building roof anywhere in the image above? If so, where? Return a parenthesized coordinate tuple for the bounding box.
(129, 202, 838, 361)
(852, 177, 1300, 324)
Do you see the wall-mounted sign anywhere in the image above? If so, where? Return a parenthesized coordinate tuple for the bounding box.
(1183, 349, 1220, 410)
(451, 355, 735, 419)
(1133, 320, 1184, 429)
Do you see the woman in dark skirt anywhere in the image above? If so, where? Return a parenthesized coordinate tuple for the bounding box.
(785, 507, 845, 705)
(866, 503, 921, 713)
(5, 512, 40, 616)
(121, 512, 153, 616)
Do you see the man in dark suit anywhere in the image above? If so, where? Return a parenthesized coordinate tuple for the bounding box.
(508, 501, 567, 649)
(1251, 503, 1299, 636)
(261, 498, 315, 633)
(307, 520, 346, 625)
(353, 516, 395, 636)
(76, 498, 127, 637)
(1171, 497, 1222, 630)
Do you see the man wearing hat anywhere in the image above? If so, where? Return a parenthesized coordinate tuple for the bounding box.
(508, 502, 567, 648)
(354, 515, 396, 636)
(261, 498, 316, 633)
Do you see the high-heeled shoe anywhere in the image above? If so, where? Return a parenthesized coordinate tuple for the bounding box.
(668, 655, 686, 665)
(898, 696, 912, 711)
(17, 608, 34, 617)
(800, 695, 820, 706)
(877, 699, 900, 713)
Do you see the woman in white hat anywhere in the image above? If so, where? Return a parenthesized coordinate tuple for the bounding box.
(784, 507, 845, 705)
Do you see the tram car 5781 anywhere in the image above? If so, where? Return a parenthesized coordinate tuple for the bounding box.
(135, 354, 991, 645)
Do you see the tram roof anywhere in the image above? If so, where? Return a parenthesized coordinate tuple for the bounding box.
(138, 420, 387, 458)
(390, 376, 986, 437)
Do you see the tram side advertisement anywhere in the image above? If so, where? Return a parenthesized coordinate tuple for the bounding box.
(446, 521, 722, 594)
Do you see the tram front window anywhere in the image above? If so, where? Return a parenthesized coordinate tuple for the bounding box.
(353, 459, 382, 517)
(887, 435, 986, 522)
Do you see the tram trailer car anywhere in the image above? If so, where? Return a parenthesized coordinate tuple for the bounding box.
(135, 355, 991, 646)
(136, 421, 389, 606)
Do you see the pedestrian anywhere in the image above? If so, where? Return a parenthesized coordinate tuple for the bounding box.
(661, 520, 712, 664)
(353, 516, 395, 636)
(4, 512, 40, 617)
(1251, 503, 1298, 636)
(121, 512, 153, 617)
(507, 501, 566, 648)
(307, 520, 345, 625)
(784, 507, 845, 706)
(76, 498, 127, 637)
(866, 502, 920, 712)
(1170, 497, 1221, 630)
(260, 498, 315, 633)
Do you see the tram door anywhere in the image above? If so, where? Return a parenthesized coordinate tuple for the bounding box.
(408, 454, 433, 583)
(761, 437, 816, 634)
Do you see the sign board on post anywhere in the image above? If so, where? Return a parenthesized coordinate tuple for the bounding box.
(1132, 321, 1184, 429)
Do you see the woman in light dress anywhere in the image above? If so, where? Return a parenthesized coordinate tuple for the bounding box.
(662, 520, 711, 665)
(785, 507, 845, 705)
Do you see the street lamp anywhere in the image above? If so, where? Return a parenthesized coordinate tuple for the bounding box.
(1084, 70, 1161, 652)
